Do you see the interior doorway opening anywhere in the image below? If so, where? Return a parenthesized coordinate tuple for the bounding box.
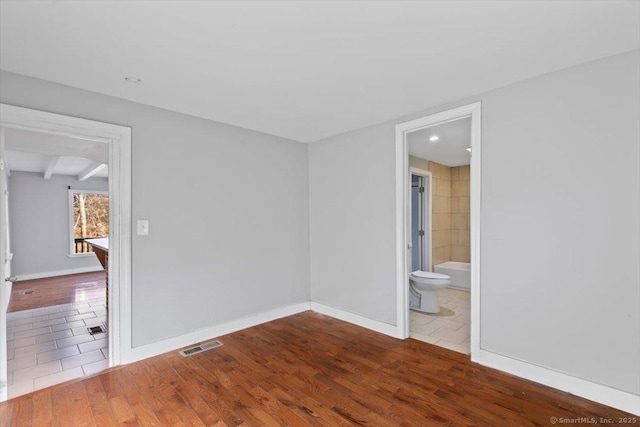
(0, 104, 131, 401)
(410, 170, 431, 272)
(395, 102, 481, 360)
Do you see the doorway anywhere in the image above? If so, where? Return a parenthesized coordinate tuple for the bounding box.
(0, 104, 131, 401)
(395, 102, 481, 360)
(410, 170, 431, 272)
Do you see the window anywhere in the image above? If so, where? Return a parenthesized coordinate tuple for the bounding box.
(69, 190, 109, 255)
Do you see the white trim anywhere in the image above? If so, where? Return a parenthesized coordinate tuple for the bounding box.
(0, 103, 132, 383)
(468, 106, 482, 359)
(395, 102, 482, 344)
(0, 126, 8, 401)
(475, 349, 640, 416)
(310, 302, 400, 338)
(395, 124, 410, 340)
(67, 253, 98, 259)
(0, 107, 126, 142)
(124, 302, 311, 363)
(109, 123, 132, 368)
(15, 266, 105, 281)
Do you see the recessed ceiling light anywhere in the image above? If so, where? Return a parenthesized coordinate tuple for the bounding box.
(429, 135, 439, 142)
(124, 76, 142, 83)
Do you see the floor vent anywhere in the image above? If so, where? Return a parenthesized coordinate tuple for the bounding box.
(179, 340, 223, 357)
(88, 325, 106, 335)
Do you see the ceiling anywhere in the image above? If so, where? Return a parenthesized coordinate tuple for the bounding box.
(1, 1, 638, 143)
(4, 128, 109, 180)
(408, 118, 471, 167)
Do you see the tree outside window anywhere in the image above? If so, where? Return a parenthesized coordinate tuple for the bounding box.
(69, 190, 109, 255)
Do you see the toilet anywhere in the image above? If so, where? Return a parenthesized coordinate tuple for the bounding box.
(409, 270, 451, 313)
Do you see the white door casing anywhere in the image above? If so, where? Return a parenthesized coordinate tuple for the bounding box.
(0, 126, 10, 401)
(0, 104, 132, 402)
(395, 102, 482, 352)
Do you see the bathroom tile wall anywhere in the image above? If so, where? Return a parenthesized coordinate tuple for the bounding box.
(450, 165, 470, 263)
(410, 155, 450, 267)
(428, 161, 452, 268)
(408, 156, 471, 268)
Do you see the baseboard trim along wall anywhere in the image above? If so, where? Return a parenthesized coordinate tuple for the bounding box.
(119, 299, 637, 415)
(123, 302, 311, 364)
(474, 348, 640, 416)
(123, 302, 400, 365)
(309, 302, 400, 338)
(308, 304, 639, 415)
(17, 266, 105, 281)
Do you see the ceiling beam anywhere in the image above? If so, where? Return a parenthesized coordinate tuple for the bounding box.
(78, 162, 107, 182)
(43, 155, 61, 179)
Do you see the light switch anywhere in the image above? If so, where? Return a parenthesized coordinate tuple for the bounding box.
(137, 219, 149, 236)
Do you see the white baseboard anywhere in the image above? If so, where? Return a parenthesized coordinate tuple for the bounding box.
(473, 348, 640, 416)
(308, 303, 639, 415)
(123, 302, 311, 364)
(310, 302, 400, 338)
(17, 266, 104, 281)
(116, 298, 637, 415)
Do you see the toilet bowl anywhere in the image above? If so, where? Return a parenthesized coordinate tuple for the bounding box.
(410, 270, 451, 313)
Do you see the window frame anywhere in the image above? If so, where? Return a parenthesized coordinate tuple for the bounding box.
(68, 189, 109, 257)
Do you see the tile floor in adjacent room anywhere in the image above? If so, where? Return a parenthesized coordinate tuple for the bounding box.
(410, 287, 471, 354)
(6, 297, 109, 399)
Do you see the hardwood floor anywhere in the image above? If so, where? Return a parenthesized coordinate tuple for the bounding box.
(7, 271, 106, 313)
(0, 311, 633, 426)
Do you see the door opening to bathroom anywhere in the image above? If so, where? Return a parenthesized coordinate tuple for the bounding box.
(395, 102, 481, 359)
(410, 172, 431, 272)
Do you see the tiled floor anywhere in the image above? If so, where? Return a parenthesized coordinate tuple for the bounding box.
(6, 297, 109, 399)
(410, 287, 470, 354)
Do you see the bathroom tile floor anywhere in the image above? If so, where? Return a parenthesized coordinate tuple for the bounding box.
(410, 287, 470, 354)
(5, 297, 109, 399)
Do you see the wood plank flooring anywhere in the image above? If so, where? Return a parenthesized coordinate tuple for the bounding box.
(7, 272, 106, 313)
(0, 311, 634, 426)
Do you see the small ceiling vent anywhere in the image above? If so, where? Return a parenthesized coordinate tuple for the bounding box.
(179, 340, 223, 357)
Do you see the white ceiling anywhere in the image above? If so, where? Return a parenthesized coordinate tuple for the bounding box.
(4, 128, 108, 179)
(408, 118, 471, 167)
(5, 150, 108, 179)
(1, 1, 638, 143)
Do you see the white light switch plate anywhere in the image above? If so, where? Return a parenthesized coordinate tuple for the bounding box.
(137, 219, 149, 236)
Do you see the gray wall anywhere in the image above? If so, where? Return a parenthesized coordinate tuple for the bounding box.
(8, 171, 107, 276)
(0, 71, 311, 347)
(2, 50, 637, 395)
(478, 50, 639, 395)
(309, 123, 397, 324)
(308, 50, 640, 395)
